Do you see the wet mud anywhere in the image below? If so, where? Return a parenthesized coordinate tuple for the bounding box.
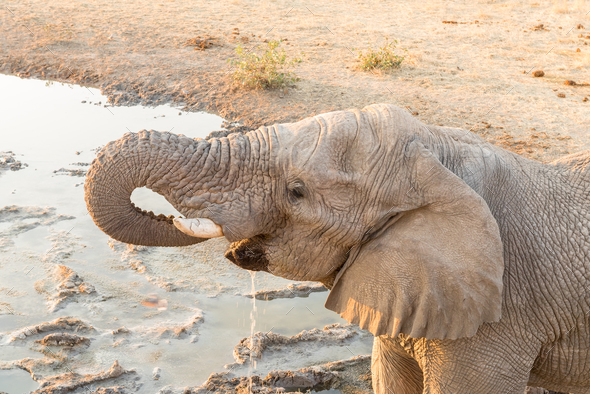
(192, 355, 371, 394)
(0, 152, 27, 173)
(232, 324, 364, 365)
(241, 282, 328, 301)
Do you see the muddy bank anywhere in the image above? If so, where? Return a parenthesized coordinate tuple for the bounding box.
(0, 314, 201, 392)
(2, 0, 589, 161)
(0, 152, 27, 173)
(40, 265, 98, 312)
(241, 282, 327, 301)
(183, 355, 372, 394)
(0, 315, 370, 393)
(1, 357, 136, 394)
(232, 324, 363, 365)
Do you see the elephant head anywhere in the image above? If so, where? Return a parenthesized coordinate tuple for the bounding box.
(85, 103, 504, 340)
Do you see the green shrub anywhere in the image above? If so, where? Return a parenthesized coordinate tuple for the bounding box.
(358, 40, 405, 72)
(229, 40, 302, 89)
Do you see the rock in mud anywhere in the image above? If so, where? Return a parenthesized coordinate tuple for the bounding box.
(43, 265, 99, 312)
(263, 368, 336, 390)
(112, 327, 130, 335)
(532, 24, 548, 31)
(243, 282, 327, 300)
(0, 151, 27, 172)
(184, 36, 218, 50)
(35, 332, 90, 347)
(233, 323, 360, 364)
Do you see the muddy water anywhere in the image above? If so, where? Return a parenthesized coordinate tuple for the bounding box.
(0, 369, 39, 393)
(0, 74, 372, 392)
(248, 271, 257, 394)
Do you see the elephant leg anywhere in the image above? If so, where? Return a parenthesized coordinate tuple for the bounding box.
(414, 326, 541, 394)
(372, 336, 424, 394)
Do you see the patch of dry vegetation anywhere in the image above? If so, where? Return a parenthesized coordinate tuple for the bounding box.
(229, 40, 302, 89)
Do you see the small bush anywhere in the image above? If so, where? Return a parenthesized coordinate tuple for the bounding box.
(358, 40, 405, 72)
(229, 40, 302, 89)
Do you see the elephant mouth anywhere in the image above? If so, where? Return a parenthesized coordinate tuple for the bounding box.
(224, 238, 269, 272)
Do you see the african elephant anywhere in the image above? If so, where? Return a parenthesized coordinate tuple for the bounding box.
(85, 104, 590, 394)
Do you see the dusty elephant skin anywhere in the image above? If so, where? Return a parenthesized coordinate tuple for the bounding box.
(85, 103, 590, 394)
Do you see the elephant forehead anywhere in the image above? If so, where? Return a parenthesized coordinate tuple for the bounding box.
(276, 112, 362, 174)
(277, 111, 359, 148)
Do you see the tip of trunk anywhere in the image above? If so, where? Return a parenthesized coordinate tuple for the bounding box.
(84, 130, 209, 247)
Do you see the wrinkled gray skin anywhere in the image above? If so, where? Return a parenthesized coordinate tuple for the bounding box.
(85, 104, 590, 394)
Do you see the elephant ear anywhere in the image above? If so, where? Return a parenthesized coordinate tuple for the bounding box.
(325, 140, 504, 340)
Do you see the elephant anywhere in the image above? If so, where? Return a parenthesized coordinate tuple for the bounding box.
(84, 103, 590, 394)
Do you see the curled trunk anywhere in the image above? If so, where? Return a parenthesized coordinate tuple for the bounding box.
(84, 130, 211, 247)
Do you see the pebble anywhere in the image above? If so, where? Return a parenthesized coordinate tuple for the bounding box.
(533, 70, 545, 77)
(62, 281, 75, 289)
(153, 367, 161, 380)
(79, 283, 95, 293)
(112, 327, 129, 335)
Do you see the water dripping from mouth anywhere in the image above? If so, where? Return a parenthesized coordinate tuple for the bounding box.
(248, 271, 257, 394)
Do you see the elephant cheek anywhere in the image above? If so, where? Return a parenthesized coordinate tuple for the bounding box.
(224, 240, 269, 272)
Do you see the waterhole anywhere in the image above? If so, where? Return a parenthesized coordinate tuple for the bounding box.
(0, 74, 372, 392)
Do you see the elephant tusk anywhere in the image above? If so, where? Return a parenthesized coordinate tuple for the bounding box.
(173, 218, 224, 238)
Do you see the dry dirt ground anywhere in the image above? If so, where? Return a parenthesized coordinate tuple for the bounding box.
(1, 0, 589, 161)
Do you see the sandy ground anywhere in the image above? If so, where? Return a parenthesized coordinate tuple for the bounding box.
(2, 0, 589, 162)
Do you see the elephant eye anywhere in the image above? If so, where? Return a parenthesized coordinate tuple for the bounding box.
(287, 182, 305, 203)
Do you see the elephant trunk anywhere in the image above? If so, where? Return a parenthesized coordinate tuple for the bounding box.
(84, 130, 231, 247)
